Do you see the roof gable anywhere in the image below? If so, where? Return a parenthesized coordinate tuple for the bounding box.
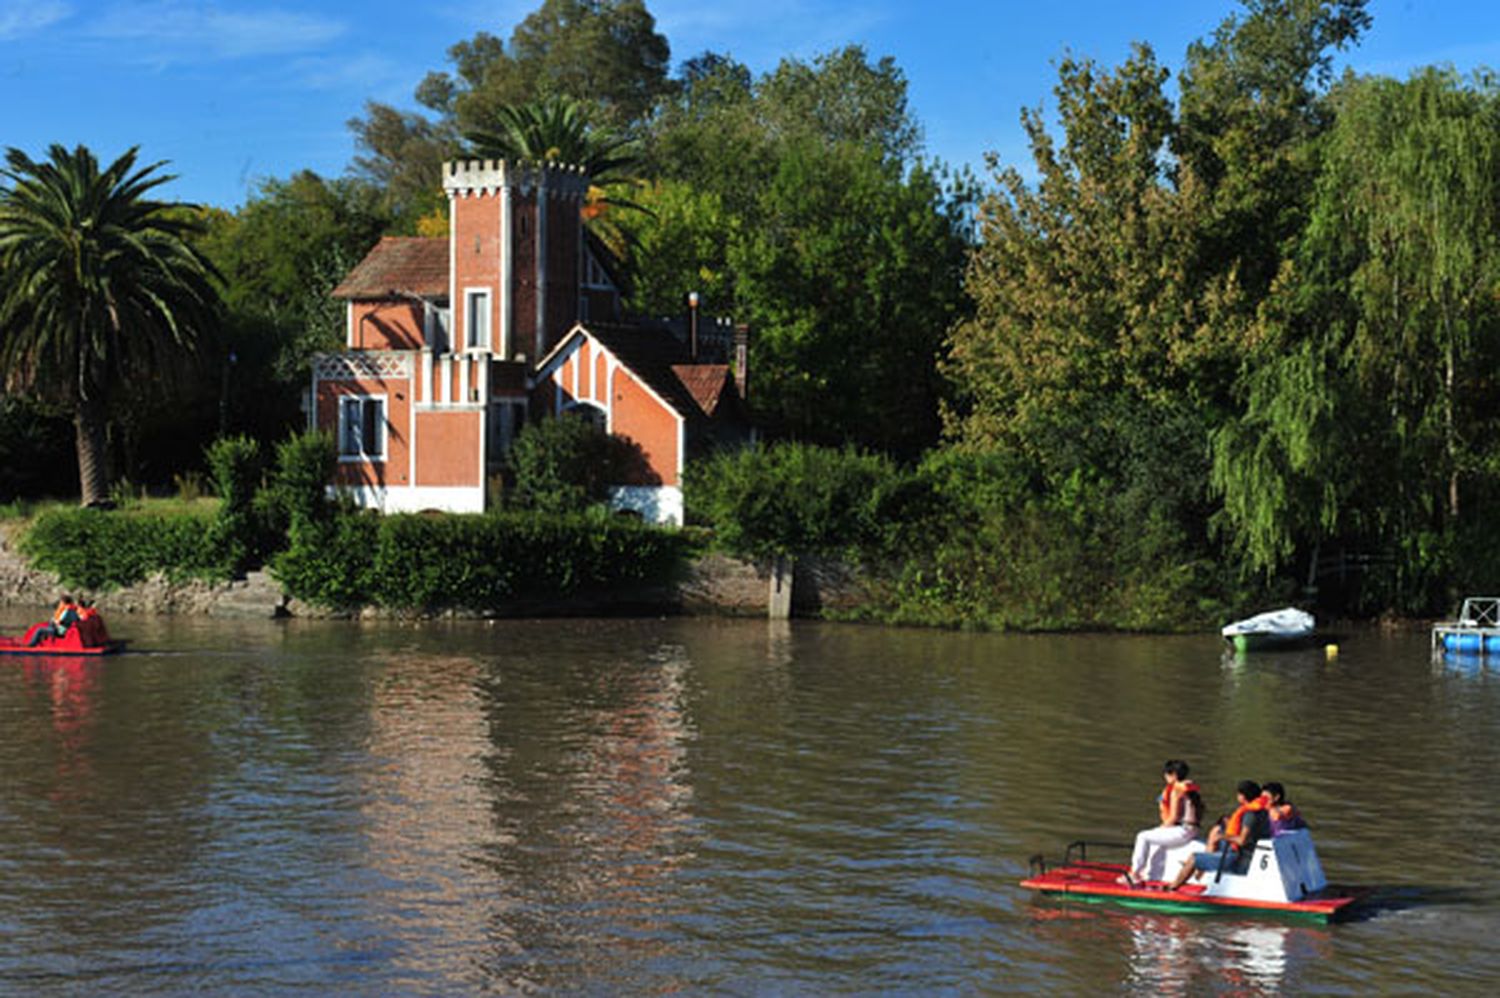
(538, 321, 737, 421)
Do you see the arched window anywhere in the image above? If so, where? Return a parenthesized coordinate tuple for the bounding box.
(562, 401, 607, 431)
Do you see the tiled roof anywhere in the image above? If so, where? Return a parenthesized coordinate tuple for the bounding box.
(332, 237, 448, 299)
(672, 364, 731, 417)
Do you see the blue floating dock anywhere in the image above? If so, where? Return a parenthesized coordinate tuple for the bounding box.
(1432, 597, 1500, 656)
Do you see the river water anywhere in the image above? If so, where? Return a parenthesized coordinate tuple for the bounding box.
(0, 612, 1496, 993)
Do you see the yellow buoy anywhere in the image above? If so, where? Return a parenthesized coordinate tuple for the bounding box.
(1325, 643, 1339, 659)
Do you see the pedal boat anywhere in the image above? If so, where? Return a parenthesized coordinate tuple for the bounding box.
(1221, 607, 1316, 652)
(0, 620, 126, 656)
(1021, 829, 1370, 922)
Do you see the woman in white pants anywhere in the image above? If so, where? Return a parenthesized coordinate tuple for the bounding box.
(1120, 760, 1202, 886)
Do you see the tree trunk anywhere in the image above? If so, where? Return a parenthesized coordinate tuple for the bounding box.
(74, 398, 109, 506)
(1444, 331, 1460, 524)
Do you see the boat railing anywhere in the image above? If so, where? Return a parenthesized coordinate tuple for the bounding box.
(1458, 597, 1500, 627)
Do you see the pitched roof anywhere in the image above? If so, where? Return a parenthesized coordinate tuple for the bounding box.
(543, 321, 737, 421)
(672, 364, 731, 417)
(332, 237, 448, 300)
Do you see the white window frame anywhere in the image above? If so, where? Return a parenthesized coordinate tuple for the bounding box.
(464, 287, 492, 353)
(424, 301, 451, 353)
(337, 394, 388, 462)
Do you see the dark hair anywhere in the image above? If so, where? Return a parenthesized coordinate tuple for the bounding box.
(1237, 780, 1263, 800)
(1164, 760, 1191, 780)
(1263, 781, 1286, 803)
(61, 594, 74, 603)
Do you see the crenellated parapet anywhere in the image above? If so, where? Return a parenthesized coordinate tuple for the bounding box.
(442, 159, 591, 200)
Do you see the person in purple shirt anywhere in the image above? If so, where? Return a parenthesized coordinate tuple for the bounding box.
(1262, 781, 1307, 835)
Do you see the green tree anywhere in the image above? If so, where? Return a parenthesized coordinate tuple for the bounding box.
(349, 0, 670, 218)
(0, 144, 221, 505)
(627, 45, 967, 455)
(1211, 68, 1500, 602)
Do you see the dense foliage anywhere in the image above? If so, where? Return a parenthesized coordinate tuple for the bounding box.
(11, 0, 1500, 625)
(20, 506, 230, 588)
(272, 510, 687, 612)
(0, 144, 222, 505)
(685, 443, 904, 560)
(504, 415, 648, 514)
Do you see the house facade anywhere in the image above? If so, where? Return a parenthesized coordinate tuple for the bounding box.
(309, 159, 749, 523)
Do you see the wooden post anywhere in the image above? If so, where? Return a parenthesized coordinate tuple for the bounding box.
(768, 554, 794, 620)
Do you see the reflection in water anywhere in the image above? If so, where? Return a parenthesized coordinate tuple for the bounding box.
(1, 616, 1498, 991)
(21, 657, 103, 796)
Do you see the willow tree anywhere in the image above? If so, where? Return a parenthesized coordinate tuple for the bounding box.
(0, 144, 221, 505)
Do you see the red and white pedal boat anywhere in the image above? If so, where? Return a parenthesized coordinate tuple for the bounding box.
(1022, 830, 1372, 922)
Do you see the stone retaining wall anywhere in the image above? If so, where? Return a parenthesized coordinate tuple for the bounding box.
(0, 533, 868, 620)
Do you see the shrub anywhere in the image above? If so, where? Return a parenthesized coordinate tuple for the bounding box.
(271, 508, 687, 612)
(505, 415, 649, 514)
(269, 512, 381, 610)
(205, 435, 265, 575)
(20, 506, 229, 589)
(685, 442, 905, 560)
(258, 430, 336, 533)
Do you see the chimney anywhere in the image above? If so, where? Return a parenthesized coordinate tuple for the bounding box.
(687, 290, 700, 360)
(733, 323, 750, 402)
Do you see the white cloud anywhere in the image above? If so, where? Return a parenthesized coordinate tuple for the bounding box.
(0, 0, 71, 40)
(88, 1, 345, 60)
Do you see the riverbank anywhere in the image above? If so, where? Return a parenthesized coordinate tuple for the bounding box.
(0, 533, 866, 621)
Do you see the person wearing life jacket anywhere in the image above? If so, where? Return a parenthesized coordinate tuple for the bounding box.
(76, 599, 107, 647)
(24, 594, 79, 647)
(1167, 780, 1269, 891)
(1119, 759, 1204, 887)
(1262, 781, 1307, 835)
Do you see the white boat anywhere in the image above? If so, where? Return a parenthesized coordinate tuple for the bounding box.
(1221, 607, 1315, 652)
(1023, 828, 1369, 921)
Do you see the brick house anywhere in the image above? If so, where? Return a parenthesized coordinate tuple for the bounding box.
(309, 160, 750, 523)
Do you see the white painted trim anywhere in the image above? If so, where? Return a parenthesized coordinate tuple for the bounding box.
(675, 409, 686, 486)
(500, 183, 512, 359)
(608, 485, 683, 526)
(345, 300, 354, 348)
(448, 192, 457, 358)
(422, 350, 433, 404)
(462, 285, 492, 353)
(334, 483, 486, 515)
(335, 392, 389, 462)
(535, 325, 687, 419)
(605, 358, 616, 433)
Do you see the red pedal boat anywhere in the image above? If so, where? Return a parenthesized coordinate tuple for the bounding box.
(1022, 833, 1372, 922)
(0, 615, 126, 656)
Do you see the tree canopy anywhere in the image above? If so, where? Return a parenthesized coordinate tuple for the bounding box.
(0, 144, 222, 504)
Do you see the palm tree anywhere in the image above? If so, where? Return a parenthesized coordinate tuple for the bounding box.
(0, 144, 221, 505)
(464, 95, 648, 254)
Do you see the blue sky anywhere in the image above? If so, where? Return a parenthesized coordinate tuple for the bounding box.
(5, 1, 1499, 209)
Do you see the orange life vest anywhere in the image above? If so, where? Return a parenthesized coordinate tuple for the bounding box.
(1224, 796, 1267, 839)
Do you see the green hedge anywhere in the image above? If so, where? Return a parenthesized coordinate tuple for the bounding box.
(20, 507, 232, 589)
(272, 510, 689, 612)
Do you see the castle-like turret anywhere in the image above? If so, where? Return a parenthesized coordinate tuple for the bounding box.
(442, 159, 592, 364)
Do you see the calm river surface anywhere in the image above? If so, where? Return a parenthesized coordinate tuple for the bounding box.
(1, 612, 1497, 993)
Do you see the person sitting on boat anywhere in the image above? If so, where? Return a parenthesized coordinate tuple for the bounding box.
(75, 599, 109, 646)
(1262, 781, 1306, 835)
(25, 594, 79, 647)
(1165, 780, 1269, 891)
(1118, 759, 1202, 887)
